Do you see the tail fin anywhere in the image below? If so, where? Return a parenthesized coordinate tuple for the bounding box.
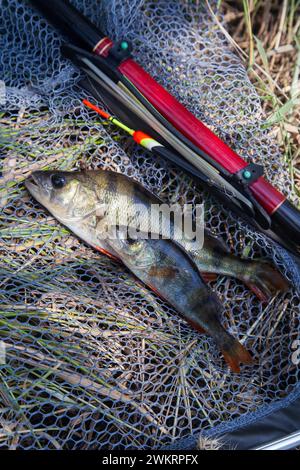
(221, 338, 253, 373)
(242, 262, 290, 302)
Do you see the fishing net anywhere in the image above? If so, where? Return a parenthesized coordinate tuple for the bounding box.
(0, 0, 299, 450)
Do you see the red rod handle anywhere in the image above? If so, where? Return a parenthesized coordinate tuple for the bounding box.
(118, 59, 285, 215)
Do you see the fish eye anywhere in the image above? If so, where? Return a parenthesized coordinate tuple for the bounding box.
(51, 174, 66, 189)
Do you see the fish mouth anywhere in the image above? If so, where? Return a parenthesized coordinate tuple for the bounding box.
(25, 172, 49, 203)
(25, 173, 40, 196)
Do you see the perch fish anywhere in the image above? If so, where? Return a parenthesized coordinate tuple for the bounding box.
(25, 169, 289, 301)
(25, 169, 288, 370)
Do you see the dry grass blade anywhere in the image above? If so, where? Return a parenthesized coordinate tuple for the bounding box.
(220, 0, 300, 200)
(7, 343, 170, 437)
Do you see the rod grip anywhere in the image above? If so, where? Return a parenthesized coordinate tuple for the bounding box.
(30, 0, 103, 49)
(271, 199, 300, 252)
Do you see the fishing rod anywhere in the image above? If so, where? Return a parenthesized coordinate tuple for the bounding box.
(64, 44, 255, 217)
(82, 98, 257, 216)
(29, 0, 300, 255)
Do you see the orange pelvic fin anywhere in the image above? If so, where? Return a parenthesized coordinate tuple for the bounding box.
(94, 246, 121, 262)
(200, 272, 218, 283)
(244, 282, 269, 303)
(185, 318, 206, 334)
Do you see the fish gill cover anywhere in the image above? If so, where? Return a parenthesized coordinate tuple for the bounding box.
(0, 0, 299, 450)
